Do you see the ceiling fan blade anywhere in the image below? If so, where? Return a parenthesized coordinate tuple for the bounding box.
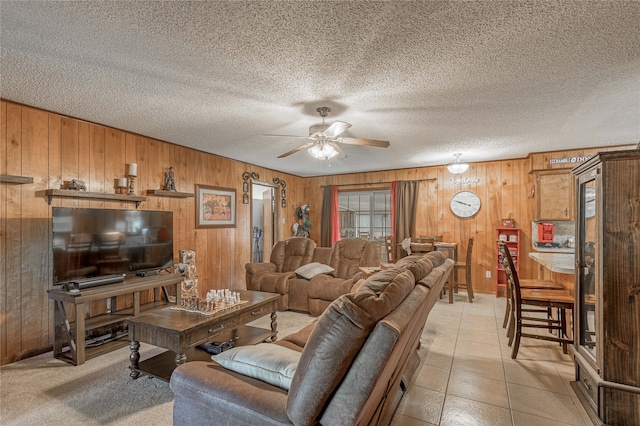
(277, 142, 316, 158)
(263, 133, 309, 139)
(340, 137, 390, 148)
(323, 121, 351, 138)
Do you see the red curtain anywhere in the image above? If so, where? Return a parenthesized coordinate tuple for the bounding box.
(331, 185, 340, 246)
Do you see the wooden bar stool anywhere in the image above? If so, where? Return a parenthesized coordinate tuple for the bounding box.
(499, 242, 574, 358)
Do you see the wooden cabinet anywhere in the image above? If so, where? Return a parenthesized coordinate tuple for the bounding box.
(571, 150, 640, 426)
(533, 169, 574, 220)
(496, 228, 520, 297)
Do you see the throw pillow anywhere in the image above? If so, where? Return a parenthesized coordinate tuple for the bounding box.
(212, 343, 301, 390)
(295, 262, 335, 280)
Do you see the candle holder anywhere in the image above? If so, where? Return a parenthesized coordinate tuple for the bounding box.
(128, 163, 138, 195)
(128, 175, 136, 195)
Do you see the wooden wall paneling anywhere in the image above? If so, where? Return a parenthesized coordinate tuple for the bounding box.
(89, 124, 105, 202)
(180, 144, 196, 254)
(0, 101, 7, 361)
(193, 151, 209, 294)
(3, 102, 22, 364)
(77, 122, 90, 209)
(146, 139, 164, 211)
(471, 161, 487, 293)
(483, 161, 502, 294)
(60, 117, 80, 209)
(47, 115, 62, 201)
(20, 107, 50, 351)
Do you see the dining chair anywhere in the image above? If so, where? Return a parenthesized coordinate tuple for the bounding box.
(499, 242, 574, 358)
(382, 235, 394, 263)
(421, 235, 443, 242)
(411, 236, 435, 254)
(501, 264, 564, 329)
(446, 237, 474, 303)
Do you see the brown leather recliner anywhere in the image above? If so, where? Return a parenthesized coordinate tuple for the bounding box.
(308, 238, 381, 316)
(245, 237, 316, 310)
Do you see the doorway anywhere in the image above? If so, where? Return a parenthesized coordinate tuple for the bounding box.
(251, 182, 278, 263)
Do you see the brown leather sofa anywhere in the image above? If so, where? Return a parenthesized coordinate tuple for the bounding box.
(170, 251, 454, 426)
(245, 237, 380, 314)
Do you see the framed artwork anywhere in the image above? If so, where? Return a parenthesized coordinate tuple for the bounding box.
(195, 184, 237, 228)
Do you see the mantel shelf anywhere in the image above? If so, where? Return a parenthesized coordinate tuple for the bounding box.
(37, 189, 146, 208)
(146, 189, 195, 198)
(0, 174, 34, 184)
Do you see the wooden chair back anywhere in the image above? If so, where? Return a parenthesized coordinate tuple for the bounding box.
(382, 236, 394, 262)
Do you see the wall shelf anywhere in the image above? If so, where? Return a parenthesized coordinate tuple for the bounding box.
(37, 189, 146, 208)
(146, 189, 194, 198)
(0, 174, 34, 184)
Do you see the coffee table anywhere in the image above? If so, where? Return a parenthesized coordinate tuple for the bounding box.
(127, 290, 279, 381)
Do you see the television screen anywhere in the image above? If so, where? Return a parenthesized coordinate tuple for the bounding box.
(52, 208, 174, 285)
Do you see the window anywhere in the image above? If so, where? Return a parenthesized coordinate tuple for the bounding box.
(338, 191, 391, 240)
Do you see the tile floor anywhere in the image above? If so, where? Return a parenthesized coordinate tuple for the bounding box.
(390, 292, 595, 426)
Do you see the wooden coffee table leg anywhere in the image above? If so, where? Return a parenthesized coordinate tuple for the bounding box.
(129, 340, 140, 379)
(175, 352, 187, 365)
(270, 311, 278, 341)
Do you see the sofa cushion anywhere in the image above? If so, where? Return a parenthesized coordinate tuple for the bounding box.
(286, 268, 415, 425)
(274, 237, 317, 272)
(424, 250, 447, 267)
(295, 262, 334, 279)
(213, 343, 301, 390)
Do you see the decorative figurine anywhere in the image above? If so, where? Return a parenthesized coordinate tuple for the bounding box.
(292, 204, 311, 237)
(163, 166, 176, 191)
(67, 179, 87, 191)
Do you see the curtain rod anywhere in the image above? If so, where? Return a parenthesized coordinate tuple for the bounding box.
(320, 178, 436, 188)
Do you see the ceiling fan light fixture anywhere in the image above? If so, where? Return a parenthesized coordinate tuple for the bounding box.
(447, 153, 470, 174)
(308, 142, 340, 160)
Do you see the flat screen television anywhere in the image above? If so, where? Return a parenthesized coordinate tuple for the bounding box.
(52, 207, 174, 286)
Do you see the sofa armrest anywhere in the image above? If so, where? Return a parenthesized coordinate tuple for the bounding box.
(170, 361, 291, 425)
(245, 262, 277, 287)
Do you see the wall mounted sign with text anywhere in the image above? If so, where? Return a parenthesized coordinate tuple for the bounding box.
(549, 156, 590, 165)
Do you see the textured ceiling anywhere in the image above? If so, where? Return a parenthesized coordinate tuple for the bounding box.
(1, 1, 639, 177)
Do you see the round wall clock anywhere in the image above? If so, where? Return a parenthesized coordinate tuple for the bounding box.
(450, 190, 481, 218)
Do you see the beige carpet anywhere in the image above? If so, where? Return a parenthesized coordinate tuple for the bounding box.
(0, 311, 316, 425)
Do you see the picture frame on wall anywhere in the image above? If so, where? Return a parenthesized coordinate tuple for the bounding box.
(195, 184, 237, 228)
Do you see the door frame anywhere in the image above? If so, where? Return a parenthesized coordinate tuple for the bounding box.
(250, 180, 281, 263)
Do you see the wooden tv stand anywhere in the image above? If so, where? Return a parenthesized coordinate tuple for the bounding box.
(48, 273, 182, 365)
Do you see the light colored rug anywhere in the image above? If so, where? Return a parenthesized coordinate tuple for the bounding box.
(0, 311, 316, 425)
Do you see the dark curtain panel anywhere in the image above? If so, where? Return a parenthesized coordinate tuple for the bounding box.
(393, 180, 419, 245)
(321, 185, 333, 247)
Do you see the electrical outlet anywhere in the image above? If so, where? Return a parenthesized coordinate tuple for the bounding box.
(485, 270, 491, 278)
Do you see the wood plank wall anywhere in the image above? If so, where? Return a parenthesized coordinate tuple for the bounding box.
(1, 99, 634, 365)
(302, 146, 635, 298)
(0, 100, 304, 365)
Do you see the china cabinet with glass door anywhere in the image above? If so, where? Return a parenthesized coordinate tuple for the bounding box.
(571, 150, 640, 426)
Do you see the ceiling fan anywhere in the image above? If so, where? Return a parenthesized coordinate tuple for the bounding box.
(266, 107, 390, 160)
